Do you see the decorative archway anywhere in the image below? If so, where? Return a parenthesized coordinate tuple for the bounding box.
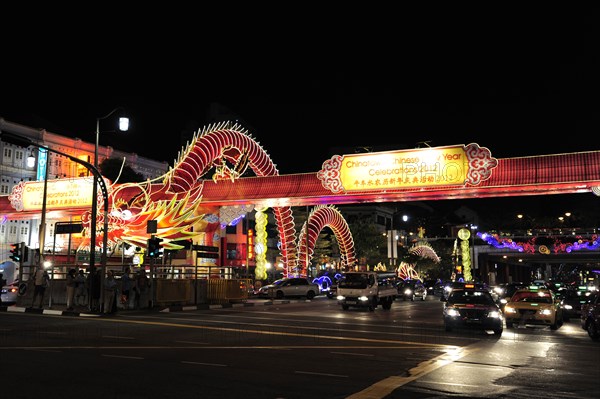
(296, 205, 356, 277)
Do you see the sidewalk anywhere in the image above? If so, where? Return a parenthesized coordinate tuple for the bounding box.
(0, 297, 297, 316)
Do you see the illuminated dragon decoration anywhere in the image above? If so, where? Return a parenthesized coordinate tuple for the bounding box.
(79, 122, 357, 278)
(397, 228, 441, 280)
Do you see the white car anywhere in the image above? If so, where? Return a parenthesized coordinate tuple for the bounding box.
(1, 281, 20, 305)
(257, 277, 321, 299)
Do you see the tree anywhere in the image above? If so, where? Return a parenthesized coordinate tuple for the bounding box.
(346, 215, 387, 266)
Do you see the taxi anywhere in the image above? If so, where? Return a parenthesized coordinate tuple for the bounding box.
(504, 285, 563, 330)
(442, 283, 503, 336)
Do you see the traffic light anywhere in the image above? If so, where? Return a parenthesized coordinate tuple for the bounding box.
(147, 236, 164, 258)
(9, 242, 22, 262)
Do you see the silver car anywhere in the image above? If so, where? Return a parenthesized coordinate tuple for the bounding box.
(257, 277, 321, 299)
(1, 281, 19, 305)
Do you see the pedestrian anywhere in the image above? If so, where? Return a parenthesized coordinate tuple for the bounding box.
(66, 268, 77, 311)
(75, 269, 87, 306)
(87, 267, 101, 312)
(134, 269, 150, 309)
(120, 266, 132, 309)
(103, 270, 117, 314)
(0, 273, 5, 306)
(31, 265, 50, 308)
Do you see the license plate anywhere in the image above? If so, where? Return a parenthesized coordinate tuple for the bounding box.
(345, 301, 357, 305)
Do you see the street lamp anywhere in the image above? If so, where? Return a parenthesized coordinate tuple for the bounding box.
(95, 107, 129, 169)
(0, 132, 109, 309)
(91, 107, 129, 311)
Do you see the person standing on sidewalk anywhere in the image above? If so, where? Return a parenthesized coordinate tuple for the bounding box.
(103, 270, 117, 314)
(0, 273, 5, 306)
(65, 268, 77, 311)
(75, 269, 87, 306)
(120, 266, 132, 310)
(31, 266, 50, 308)
(134, 269, 150, 309)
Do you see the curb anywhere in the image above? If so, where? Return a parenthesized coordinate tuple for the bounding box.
(1, 298, 306, 315)
(0, 305, 102, 317)
(160, 299, 296, 312)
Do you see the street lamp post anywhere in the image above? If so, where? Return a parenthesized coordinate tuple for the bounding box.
(0, 132, 109, 309)
(92, 108, 129, 311)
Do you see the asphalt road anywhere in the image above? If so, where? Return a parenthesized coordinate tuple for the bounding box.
(1, 295, 598, 399)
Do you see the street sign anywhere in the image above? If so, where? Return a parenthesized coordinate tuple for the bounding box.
(55, 222, 83, 234)
(192, 245, 219, 252)
(197, 252, 219, 259)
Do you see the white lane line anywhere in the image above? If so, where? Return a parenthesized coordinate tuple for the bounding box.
(102, 354, 144, 360)
(330, 351, 374, 357)
(175, 341, 210, 345)
(181, 361, 227, 367)
(295, 370, 348, 378)
(103, 336, 135, 340)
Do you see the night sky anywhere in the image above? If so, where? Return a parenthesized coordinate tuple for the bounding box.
(1, 7, 597, 219)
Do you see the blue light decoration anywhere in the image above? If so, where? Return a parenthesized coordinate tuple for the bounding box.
(478, 231, 600, 254)
(566, 239, 600, 252)
(477, 232, 524, 251)
(312, 272, 344, 292)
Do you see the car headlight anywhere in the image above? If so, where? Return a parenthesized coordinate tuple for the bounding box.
(562, 304, 573, 310)
(446, 308, 460, 317)
(488, 310, 502, 319)
(404, 289, 412, 295)
(336, 295, 345, 300)
(540, 308, 553, 315)
(500, 298, 508, 304)
(504, 306, 516, 314)
(358, 296, 369, 302)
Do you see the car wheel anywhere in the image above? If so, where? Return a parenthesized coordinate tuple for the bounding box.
(342, 304, 349, 310)
(505, 321, 513, 328)
(493, 328, 503, 336)
(382, 298, 392, 310)
(587, 320, 600, 340)
(306, 291, 315, 300)
(421, 293, 426, 301)
(411, 295, 415, 302)
(445, 324, 452, 332)
(275, 291, 284, 299)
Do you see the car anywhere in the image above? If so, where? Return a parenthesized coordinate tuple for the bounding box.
(256, 277, 321, 299)
(494, 282, 528, 310)
(503, 285, 564, 330)
(442, 284, 503, 336)
(398, 279, 427, 301)
(580, 291, 600, 340)
(555, 286, 596, 322)
(1, 280, 20, 305)
(440, 280, 487, 301)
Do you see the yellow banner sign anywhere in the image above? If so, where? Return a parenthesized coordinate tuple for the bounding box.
(339, 146, 469, 191)
(21, 178, 94, 211)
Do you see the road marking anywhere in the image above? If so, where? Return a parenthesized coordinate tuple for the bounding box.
(106, 317, 459, 348)
(295, 370, 348, 378)
(102, 354, 143, 360)
(330, 351, 374, 357)
(175, 340, 210, 345)
(182, 361, 227, 367)
(345, 345, 481, 399)
(103, 335, 135, 340)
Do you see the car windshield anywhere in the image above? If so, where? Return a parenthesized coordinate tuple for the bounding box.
(338, 274, 369, 289)
(448, 290, 495, 305)
(511, 291, 553, 303)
